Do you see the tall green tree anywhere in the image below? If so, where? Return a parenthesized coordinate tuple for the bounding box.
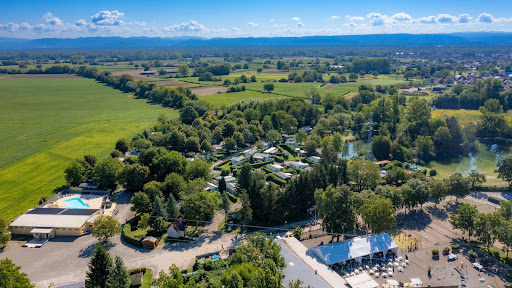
(166, 194, 179, 220)
(263, 83, 274, 93)
(183, 191, 216, 222)
(475, 212, 498, 250)
(177, 64, 190, 78)
(64, 160, 86, 186)
(115, 138, 130, 153)
(117, 163, 150, 192)
(92, 216, 122, 243)
(239, 189, 253, 225)
(0, 217, 11, 248)
(0, 258, 33, 288)
(468, 170, 486, 190)
(348, 159, 381, 191)
(449, 203, 479, 243)
(92, 158, 122, 190)
(107, 256, 131, 288)
(152, 197, 168, 219)
(429, 179, 447, 206)
(315, 185, 356, 240)
(222, 192, 231, 214)
(496, 219, 512, 257)
(131, 192, 152, 214)
(497, 155, 512, 189)
(85, 245, 113, 288)
(499, 199, 512, 220)
(360, 195, 395, 233)
(445, 173, 471, 200)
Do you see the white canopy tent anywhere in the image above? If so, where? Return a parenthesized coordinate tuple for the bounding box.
(345, 273, 380, 288)
(410, 278, 422, 286)
(308, 233, 399, 265)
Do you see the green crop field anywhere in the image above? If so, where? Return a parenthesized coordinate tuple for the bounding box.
(198, 90, 282, 108)
(0, 77, 177, 220)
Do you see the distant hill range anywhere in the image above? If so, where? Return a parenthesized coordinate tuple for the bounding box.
(2, 32, 512, 50)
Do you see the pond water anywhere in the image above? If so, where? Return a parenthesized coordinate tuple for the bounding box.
(429, 143, 511, 176)
(339, 141, 511, 176)
(338, 141, 367, 159)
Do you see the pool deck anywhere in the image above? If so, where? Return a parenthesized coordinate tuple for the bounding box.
(45, 194, 116, 216)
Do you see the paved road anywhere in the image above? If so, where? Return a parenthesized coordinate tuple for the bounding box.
(1, 201, 246, 287)
(2, 230, 243, 287)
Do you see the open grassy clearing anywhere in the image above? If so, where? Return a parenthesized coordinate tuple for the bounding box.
(198, 90, 281, 108)
(0, 77, 177, 220)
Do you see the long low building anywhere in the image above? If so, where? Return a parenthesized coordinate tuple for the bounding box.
(9, 208, 101, 238)
(308, 233, 398, 266)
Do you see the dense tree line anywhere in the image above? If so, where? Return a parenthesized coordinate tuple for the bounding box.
(348, 58, 391, 74)
(75, 66, 198, 109)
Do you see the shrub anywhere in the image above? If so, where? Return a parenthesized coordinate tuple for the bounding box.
(429, 169, 437, 176)
(122, 224, 143, 247)
(452, 244, 460, 250)
(488, 196, 501, 205)
(467, 250, 477, 259)
(443, 247, 450, 254)
(432, 249, 439, 256)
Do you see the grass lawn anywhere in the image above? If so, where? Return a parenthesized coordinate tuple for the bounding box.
(140, 269, 153, 288)
(198, 90, 281, 108)
(0, 77, 177, 220)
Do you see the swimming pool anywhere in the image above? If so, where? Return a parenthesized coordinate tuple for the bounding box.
(64, 198, 90, 209)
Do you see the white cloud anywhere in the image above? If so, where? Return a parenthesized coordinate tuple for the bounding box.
(478, 13, 494, 23)
(367, 12, 383, 19)
(42, 12, 63, 26)
(291, 17, 300, 21)
(457, 14, 472, 23)
(415, 16, 437, 24)
(392, 12, 412, 21)
(134, 21, 147, 26)
(91, 10, 125, 26)
(247, 22, 259, 27)
(330, 16, 340, 19)
(162, 20, 206, 32)
(437, 13, 456, 23)
(0, 23, 19, 32)
(233, 27, 240, 32)
(75, 19, 87, 27)
(268, 19, 275, 22)
(366, 12, 391, 26)
(346, 15, 365, 21)
(297, 22, 304, 28)
(19, 23, 31, 31)
(371, 18, 385, 26)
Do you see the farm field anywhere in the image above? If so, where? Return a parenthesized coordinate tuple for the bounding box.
(0, 77, 177, 220)
(198, 90, 281, 108)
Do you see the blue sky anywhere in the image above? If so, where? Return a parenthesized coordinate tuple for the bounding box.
(2, 0, 512, 38)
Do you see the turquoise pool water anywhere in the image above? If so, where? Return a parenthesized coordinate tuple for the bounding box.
(64, 198, 90, 209)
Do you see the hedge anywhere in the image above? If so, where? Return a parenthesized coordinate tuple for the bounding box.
(279, 144, 298, 156)
(488, 196, 503, 205)
(213, 159, 231, 170)
(122, 224, 144, 247)
(271, 156, 285, 163)
(250, 160, 274, 169)
(267, 174, 288, 185)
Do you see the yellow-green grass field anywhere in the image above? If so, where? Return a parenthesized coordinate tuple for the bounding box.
(198, 90, 282, 108)
(0, 77, 177, 220)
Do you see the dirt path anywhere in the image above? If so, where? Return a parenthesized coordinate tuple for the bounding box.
(191, 86, 228, 96)
(323, 83, 339, 89)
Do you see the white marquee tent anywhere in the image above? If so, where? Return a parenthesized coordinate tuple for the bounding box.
(308, 233, 398, 266)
